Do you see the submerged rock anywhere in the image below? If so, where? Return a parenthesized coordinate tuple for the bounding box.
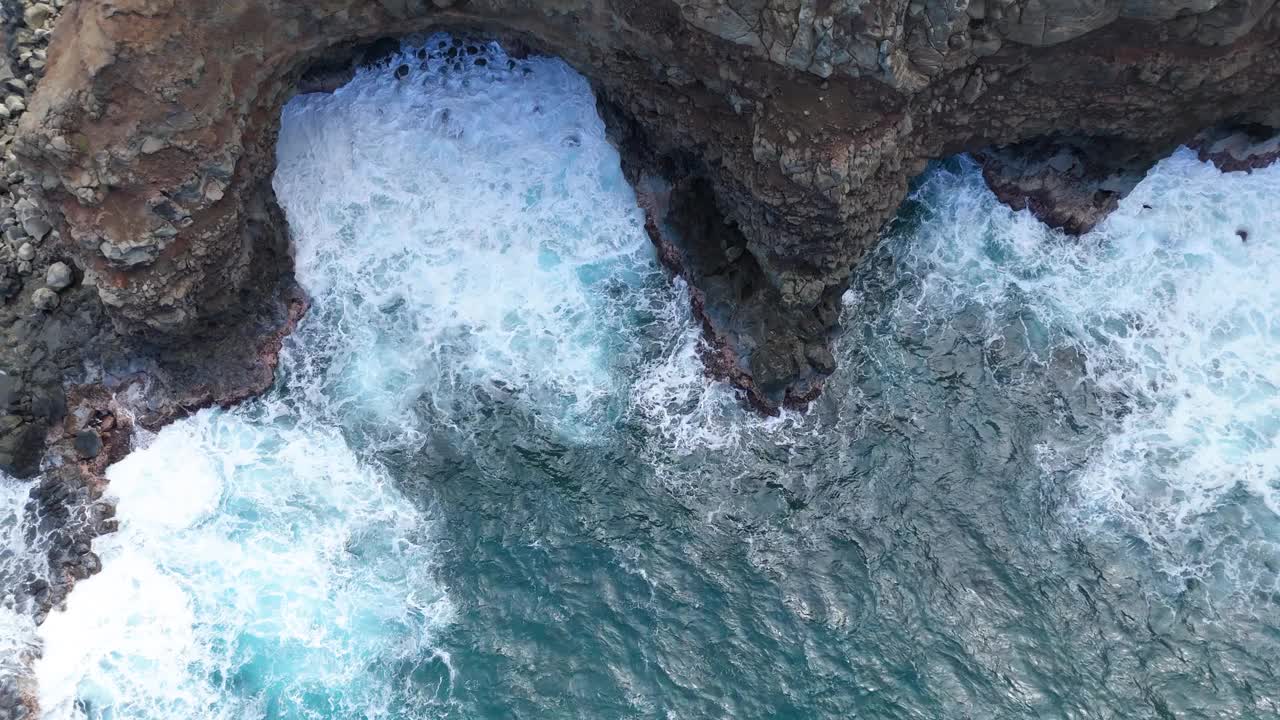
(0, 1, 1276, 714)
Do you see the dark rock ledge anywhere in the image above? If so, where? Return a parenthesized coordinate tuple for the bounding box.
(977, 122, 1280, 236)
(0, 6, 308, 709)
(975, 136, 1154, 235)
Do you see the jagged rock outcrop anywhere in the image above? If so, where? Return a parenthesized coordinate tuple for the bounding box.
(978, 120, 1280, 236)
(1193, 121, 1280, 170)
(974, 135, 1153, 234)
(4, 0, 1280, 429)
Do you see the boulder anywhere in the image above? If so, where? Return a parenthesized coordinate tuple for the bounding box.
(23, 3, 55, 28)
(30, 287, 58, 311)
(45, 261, 72, 290)
(20, 215, 49, 240)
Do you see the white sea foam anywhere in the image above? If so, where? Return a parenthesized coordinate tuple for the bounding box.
(0, 477, 42, 698)
(274, 38, 659, 437)
(899, 151, 1280, 595)
(27, 28, 1280, 717)
(35, 409, 454, 719)
(272, 35, 777, 456)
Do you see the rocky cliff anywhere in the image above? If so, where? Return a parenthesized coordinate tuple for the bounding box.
(0, 2, 1277, 711)
(0, 0, 1277, 468)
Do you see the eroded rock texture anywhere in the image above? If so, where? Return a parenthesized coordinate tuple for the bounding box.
(8, 0, 1280, 422)
(974, 136, 1153, 235)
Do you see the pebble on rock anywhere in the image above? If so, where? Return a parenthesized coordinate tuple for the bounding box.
(31, 286, 58, 311)
(24, 2, 54, 28)
(16, 242, 34, 261)
(46, 261, 72, 290)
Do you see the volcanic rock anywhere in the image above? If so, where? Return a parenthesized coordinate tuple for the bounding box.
(30, 287, 57, 311)
(5, 0, 1280, 428)
(45, 261, 71, 290)
(73, 428, 102, 459)
(975, 137, 1153, 235)
(1192, 123, 1280, 172)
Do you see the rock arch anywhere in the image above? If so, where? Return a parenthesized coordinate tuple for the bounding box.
(14, 0, 1280, 410)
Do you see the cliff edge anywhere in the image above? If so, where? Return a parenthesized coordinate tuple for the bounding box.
(4, 0, 1280, 461)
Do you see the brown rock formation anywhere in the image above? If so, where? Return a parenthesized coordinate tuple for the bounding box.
(1192, 121, 1280, 171)
(979, 120, 1280, 236)
(9, 0, 1280, 420)
(974, 135, 1153, 235)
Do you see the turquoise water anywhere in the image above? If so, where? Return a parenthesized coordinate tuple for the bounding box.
(16, 37, 1280, 718)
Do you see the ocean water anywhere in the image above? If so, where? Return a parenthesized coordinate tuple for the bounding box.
(1, 479, 43, 709)
(5, 35, 1280, 718)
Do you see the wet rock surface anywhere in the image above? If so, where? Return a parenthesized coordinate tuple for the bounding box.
(978, 123, 1280, 233)
(631, 170, 841, 413)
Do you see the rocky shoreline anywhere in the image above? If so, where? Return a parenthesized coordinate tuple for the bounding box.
(17, 0, 1280, 422)
(0, 4, 308, 711)
(3, 0, 1280, 716)
(1193, 122, 1280, 173)
(0, 3, 91, 715)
